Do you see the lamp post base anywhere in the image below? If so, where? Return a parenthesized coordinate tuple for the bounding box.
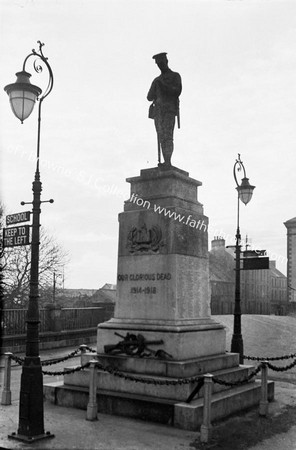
(8, 431, 55, 443)
(13, 356, 53, 442)
(231, 334, 244, 364)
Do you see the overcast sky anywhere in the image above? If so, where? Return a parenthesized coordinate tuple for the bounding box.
(1, 0, 295, 289)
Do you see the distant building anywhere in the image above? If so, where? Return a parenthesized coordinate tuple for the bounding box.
(269, 261, 288, 315)
(240, 263, 271, 315)
(55, 284, 116, 320)
(58, 288, 98, 298)
(91, 283, 116, 320)
(284, 217, 296, 313)
(55, 288, 98, 307)
(91, 283, 116, 303)
(209, 237, 287, 315)
(209, 237, 235, 314)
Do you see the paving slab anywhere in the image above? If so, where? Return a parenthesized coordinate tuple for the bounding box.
(0, 399, 198, 450)
(0, 381, 296, 449)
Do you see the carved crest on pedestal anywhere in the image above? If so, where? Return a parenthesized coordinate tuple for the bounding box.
(127, 224, 164, 253)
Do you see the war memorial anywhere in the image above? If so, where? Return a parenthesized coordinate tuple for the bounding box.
(44, 53, 274, 430)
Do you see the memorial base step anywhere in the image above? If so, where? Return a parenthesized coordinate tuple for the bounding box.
(62, 361, 257, 401)
(82, 351, 240, 378)
(44, 379, 274, 430)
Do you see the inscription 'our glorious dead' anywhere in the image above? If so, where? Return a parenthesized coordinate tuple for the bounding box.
(117, 273, 171, 282)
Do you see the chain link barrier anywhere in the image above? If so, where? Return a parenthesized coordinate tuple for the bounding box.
(42, 362, 91, 376)
(9, 345, 97, 368)
(186, 377, 205, 403)
(8, 345, 296, 392)
(213, 364, 262, 387)
(266, 358, 296, 372)
(82, 346, 97, 353)
(9, 347, 206, 384)
(10, 355, 25, 366)
(94, 360, 204, 386)
(244, 352, 296, 362)
(41, 348, 81, 366)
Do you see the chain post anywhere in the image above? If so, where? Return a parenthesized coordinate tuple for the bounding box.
(200, 374, 213, 443)
(79, 344, 88, 365)
(259, 361, 269, 416)
(1, 352, 13, 405)
(86, 360, 98, 421)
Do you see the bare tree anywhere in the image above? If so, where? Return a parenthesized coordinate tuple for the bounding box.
(2, 225, 69, 308)
(0, 204, 4, 339)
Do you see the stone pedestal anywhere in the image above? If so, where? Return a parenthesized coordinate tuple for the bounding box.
(97, 165, 226, 359)
(44, 164, 274, 429)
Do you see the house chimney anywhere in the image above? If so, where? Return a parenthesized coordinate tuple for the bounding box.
(211, 236, 226, 250)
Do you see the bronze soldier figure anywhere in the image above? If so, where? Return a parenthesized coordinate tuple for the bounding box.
(147, 53, 182, 166)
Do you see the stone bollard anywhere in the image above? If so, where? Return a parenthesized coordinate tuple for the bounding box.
(259, 361, 269, 416)
(1, 352, 13, 405)
(86, 360, 98, 421)
(79, 344, 88, 366)
(200, 374, 213, 443)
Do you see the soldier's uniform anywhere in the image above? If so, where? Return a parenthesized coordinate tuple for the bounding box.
(147, 53, 182, 165)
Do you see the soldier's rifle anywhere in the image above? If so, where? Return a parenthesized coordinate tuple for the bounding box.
(104, 332, 164, 356)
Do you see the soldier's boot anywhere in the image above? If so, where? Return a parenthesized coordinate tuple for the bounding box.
(162, 141, 173, 166)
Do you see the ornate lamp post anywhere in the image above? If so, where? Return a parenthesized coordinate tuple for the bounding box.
(231, 154, 255, 364)
(4, 41, 54, 442)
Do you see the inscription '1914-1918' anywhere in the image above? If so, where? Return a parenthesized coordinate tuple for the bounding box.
(118, 273, 171, 282)
(130, 287, 157, 294)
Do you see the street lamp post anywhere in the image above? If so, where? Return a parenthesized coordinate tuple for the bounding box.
(230, 154, 255, 364)
(4, 41, 55, 442)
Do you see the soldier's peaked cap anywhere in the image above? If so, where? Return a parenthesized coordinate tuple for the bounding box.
(152, 53, 168, 61)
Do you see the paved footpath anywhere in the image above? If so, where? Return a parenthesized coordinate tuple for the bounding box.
(0, 345, 198, 450)
(1, 375, 296, 449)
(0, 400, 199, 450)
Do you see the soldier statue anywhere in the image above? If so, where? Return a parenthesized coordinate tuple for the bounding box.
(147, 53, 182, 166)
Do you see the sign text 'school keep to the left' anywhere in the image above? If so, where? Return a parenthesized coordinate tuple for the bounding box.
(3, 225, 30, 247)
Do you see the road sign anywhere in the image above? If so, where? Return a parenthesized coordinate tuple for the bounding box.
(255, 250, 267, 256)
(3, 225, 30, 247)
(6, 211, 31, 226)
(243, 257, 269, 270)
(243, 250, 267, 257)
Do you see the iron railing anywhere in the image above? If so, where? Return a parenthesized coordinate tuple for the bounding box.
(1, 307, 106, 336)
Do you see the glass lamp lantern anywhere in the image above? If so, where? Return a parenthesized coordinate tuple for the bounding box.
(4, 71, 42, 123)
(237, 177, 255, 205)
